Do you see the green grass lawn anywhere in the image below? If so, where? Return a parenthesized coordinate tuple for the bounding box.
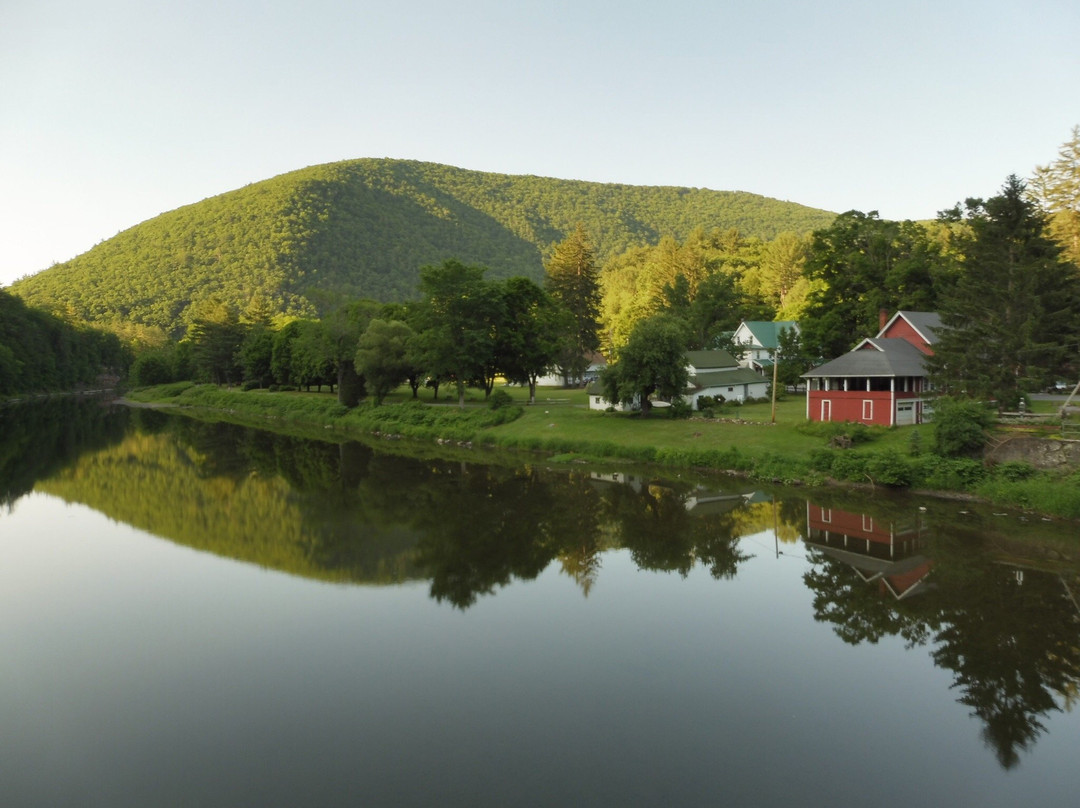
(475, 385, 912, 460)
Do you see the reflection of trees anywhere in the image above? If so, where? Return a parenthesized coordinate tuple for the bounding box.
(930, 566, 1080, 769)
(805, 520, 1080, 770)
(0, 398, 128, 507)
(410, 465, 564, 609)
(602, 482, 752, 579)
(31, 409, 761, 606)
(803, 551, 936, 647)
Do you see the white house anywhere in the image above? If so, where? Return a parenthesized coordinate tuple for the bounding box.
(536, 351, 607, 388)
(588, 349, 770, 411)
(732, 321, 800, 373)
(684, 350, 770, 407)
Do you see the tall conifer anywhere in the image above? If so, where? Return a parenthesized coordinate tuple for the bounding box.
(929, 176, 1080, 406)
(544, 224, 600, 385)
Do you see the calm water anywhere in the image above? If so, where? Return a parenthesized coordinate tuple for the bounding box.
(2, 400, 1079, 807)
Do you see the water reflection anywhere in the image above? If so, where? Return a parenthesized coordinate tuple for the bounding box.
(803, 502, 1080, 769)
(4, 402, 1080, 774)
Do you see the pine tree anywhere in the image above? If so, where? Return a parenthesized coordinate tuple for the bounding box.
(928, 176, 1080, 407)
(544, 224, 601, 385)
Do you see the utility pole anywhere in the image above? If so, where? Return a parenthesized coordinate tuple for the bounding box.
(770, 346, 779, 424)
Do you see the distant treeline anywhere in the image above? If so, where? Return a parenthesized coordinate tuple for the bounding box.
(0, 289, 129, 397)
(9, 159, 835, 335)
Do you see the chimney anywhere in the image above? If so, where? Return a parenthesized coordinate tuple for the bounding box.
(879, 308, 889, 332)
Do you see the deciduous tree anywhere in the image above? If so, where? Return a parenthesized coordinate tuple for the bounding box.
(1030, 125, 1080, 267)
(600, 314, 690, 416)
(355, 319, 414, 405)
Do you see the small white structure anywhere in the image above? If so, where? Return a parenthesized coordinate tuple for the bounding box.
(587, 381, 640, 411)
(536, 352, 607, 388)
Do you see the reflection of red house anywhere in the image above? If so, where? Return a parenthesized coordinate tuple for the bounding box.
(806, 503, 932, 599)
(803, 311, 942, 426)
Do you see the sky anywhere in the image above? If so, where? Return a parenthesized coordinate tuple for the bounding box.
(2, 0, 1078, 288)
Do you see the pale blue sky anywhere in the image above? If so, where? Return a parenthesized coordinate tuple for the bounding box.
(2, 0, 1078, 287)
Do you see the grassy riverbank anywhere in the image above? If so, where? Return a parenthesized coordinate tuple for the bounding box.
(125, 382, 1080, 520)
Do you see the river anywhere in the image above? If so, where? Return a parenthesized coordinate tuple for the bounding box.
(2, 400, 1079, 807)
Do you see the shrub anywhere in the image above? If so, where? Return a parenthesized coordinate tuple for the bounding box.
(866, 450, 913, 487)
(669, 398, 692, 419)
(914, 455, 987, 489)
(991, 461, 1037, 482)
(932, 397, 994, 457)
(796, 420, 877, 445)
(488, 389, 513, 410)
(129, 352, 175, 387)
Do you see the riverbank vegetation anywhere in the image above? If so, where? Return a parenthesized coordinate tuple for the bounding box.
(125, 382, 1080, 520)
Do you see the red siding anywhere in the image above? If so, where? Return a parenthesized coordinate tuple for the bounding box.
(880, 317, 932, 354)
(809, 391, 893, 425)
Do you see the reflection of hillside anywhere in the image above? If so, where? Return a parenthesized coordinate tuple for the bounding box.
(37, 430, 423, 585)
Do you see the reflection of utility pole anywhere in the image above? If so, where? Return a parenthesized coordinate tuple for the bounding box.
(773, 494, 779, 558)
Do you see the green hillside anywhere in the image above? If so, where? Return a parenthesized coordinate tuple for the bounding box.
(10, 159, 835, 335)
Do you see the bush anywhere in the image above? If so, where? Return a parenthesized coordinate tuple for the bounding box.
(914, 455, 987, 489)
(488, 389, 514, 410)
(991, 461, 1036, 482)
(129, 352, 175, 387)
(933, 398, 994, 457)
(866, 450, 913, 487)
(796, 420, 877, 445)
(669, 398, 692, 419)
(697, 394, 724, 411)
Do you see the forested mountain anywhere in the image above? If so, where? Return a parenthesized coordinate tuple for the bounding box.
(9, 159, 835, 335)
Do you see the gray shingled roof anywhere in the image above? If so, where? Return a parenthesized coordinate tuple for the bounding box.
(803, 338, 930, 378)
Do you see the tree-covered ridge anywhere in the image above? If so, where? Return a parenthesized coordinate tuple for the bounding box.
(0, 289, 128, 395)
(9, 159, 836, 335)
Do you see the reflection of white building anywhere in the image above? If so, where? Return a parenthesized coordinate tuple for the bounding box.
(588, 473, 762, 513)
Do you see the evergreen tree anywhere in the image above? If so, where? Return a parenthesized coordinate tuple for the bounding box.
(186, 298, 243, 385)
(544, 224, 601, 384)
(928, 176, 1080, 407)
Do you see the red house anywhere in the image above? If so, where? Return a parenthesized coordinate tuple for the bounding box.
(803, 311, 941, 426)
